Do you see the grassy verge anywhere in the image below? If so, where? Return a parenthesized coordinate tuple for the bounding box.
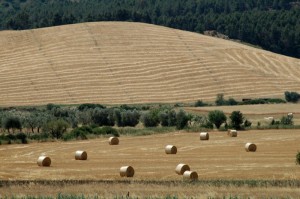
(118, 127, 176, 136)
(1, 180, 300, 198)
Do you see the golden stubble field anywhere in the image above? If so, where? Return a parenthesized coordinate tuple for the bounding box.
(1, 130, 299, 181)
(0, 22, 300, 106)
(1, 129, 300, 197)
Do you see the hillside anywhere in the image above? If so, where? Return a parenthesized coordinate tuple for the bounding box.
(0, 0, 299, 58)
(0, 22, 299, 106)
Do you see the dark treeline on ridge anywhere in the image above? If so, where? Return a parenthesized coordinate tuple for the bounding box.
(0, 0, 299, 58)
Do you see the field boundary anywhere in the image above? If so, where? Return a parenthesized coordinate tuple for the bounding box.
(1, 179, 300, 188)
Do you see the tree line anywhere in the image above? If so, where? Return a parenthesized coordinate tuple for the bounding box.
(1, 98, 298, 144)
(0, 0, 299, 58)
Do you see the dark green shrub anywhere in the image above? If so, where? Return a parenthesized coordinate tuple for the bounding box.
(215, 93, 226, 106)
(67, 129, 88, 140)
(241, 98, 266, 105)
(267, 98, 286, 104)
(244, 119, 252, 128)
(201, 120, 214, 129)
(6, 133, 16, 140)
(141, 110, 160, 127)
(168, 110, 177, 126)
(45, 119, 69, 139)
(194, 100, 208, 107)
(120, 104, 139, 111)
(208, 110, 227, 129)
(16, 132, 28, 144)
(280, 116, 293, 125)
(92, 127, 105, 135)
(176, 110, 189, 130)
(230, 111, 244, 130)
(285, 91, 300, 103)
(296, 151, 300, 165)
(78, 103, 105, 111)
(78, 126, 93, 134)
(227, 98, 238, 106)
(121, 110, 140, 127)
(52, 107, 69, 117)
(102, 126, 119, 137)
(141, 106, 150, 110)
(159, 111, 169, 126)
(46, 103, 60, 110)
(241, 98, 286, 105)
(114, 109, 140, 127)
(92, 108, 115, 126)
(3, 116, 22, 133)
(92, 126, 119, 137)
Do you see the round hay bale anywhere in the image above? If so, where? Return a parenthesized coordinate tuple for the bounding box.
(245, 143, 257, 152)
(75, 150, 87, 160)
(183, 171, 198, 180)
(175, 163, 190, 175)
(37, 156, 51, 167)
(165, 145, 177, 154)
(120, 166, 135, 177)
(109, 137, 119, 145)
(200, 132, 209, 140)
(229, 130, 237, 137)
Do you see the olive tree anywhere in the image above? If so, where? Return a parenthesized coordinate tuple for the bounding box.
(208, 110, 227, 129)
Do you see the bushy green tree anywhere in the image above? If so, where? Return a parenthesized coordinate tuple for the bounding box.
(141, 109, 160, 127)
(176, 109, 189, 130)
(285, 91, 300, 103)
(45, 119, 69, 139)
(159, 109, 177, 127)
(23, 111, 49, 133)
(114, 109, 140, 127)
(215, 93, 226, 106)
(230, 111, 244, 130)
(92, 108, 115, 126)
(3, 116, 22, 133)
(76, 109, 92, 125)
(208, 110, 227, 129)
(227, 98, 238, 106)
(194, 100, 208, 107)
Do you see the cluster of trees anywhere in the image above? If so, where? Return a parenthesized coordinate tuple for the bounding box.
(207, 110, 252, 130)
(0, 0, 299, 58)
(195, 93, 288, 107)
(0, 104, 192, 141)
(285, 91, 300, 103)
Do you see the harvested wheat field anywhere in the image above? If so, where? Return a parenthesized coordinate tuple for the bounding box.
(0, 22, 300, 106)
(0, 130, 299, 181)
(1, 129, 300, 197)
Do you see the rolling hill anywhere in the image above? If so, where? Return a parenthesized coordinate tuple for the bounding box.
(0, 22, 299, 106)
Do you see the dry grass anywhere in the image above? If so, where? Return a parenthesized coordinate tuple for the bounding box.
(1, 181, 300, 198)
(0, 22, 299, 106)
(1, 129, 300, 197)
